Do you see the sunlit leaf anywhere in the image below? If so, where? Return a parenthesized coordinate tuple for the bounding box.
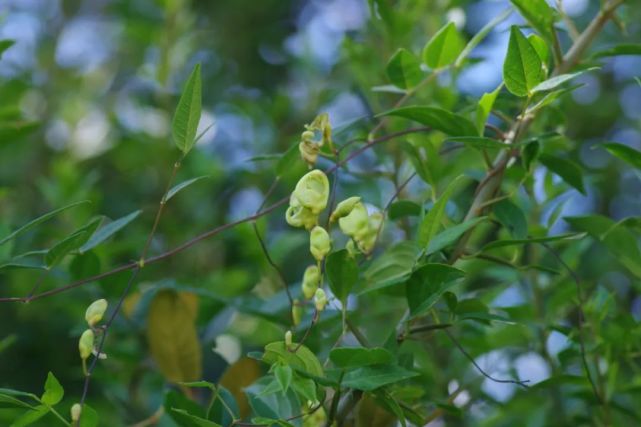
(423, 22, 464, 69)
(503, 26, 544, 97)
(172, 63, 202, 155)
(386, 48, 422, 89)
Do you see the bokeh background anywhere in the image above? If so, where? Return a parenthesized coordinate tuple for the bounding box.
(1, 0, 641, 425)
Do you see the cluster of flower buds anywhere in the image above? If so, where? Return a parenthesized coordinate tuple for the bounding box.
(330, 197, 383, 254)
(285, 170, 330, 230)
(78, 299, 108, 374)
(299, 113, 332, 168)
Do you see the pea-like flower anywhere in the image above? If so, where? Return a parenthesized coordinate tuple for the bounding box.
(357, 211, 384, 254)
(314, 288, 328, 312)
(302, 265, 320, 299)
(310, 226, 331, 261)
(338, 201, 369, 239)
(85, 298, 108, 327)
(79, 329, 94, 360)
(298, 114, 332, 168)
(286, 170, 330, 229)
(330, 196, 361, 223)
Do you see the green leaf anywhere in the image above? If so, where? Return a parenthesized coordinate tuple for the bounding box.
(389, 200, 421, 220)
(79, 404, 99, 427)
(274, 365, 293, 393)
(493, 199, 527, 239)
(291, 378, 317, 403)
(510, 0, 556, 41)
(40, 372, 63, 406)
(171, 409, 221, 427)
(79, 210, 141, 253)
(164, 176, 210, 202)
(456, 8, 512, 68)
(45, 217, 103, 268)
(521, 140, 540, 170)
(423, 22, 464, 69)
(362, 242, 421, 293)
(538, 153, 585, 194)
(446, 136, 510, 150)
(0, 200, 89, 246)
(0, 40, 15, 60)
(405, 263, 465, 318)
(341, 365, 419, 391)
(417, 176, 464, 248)
(0, 394, 34, 409)
(481, 233, 583, 250)
(593, 44, 641, 58)
(379, 106, 477, 137)
(602, 142, 641, 170)
(526, 84, 583, 114)
(532, 69, 595, 93)
(503, 26, 544, 97)
(326, 249, 359, 303)
(476, 84, 502, 134)
(164, 389, 210, 427)
(427, 217, 487, 255)
(528, 34, 549, 65)
(329, 347, 394, 368)
(386, 48, 422, 89)
(263, 342, 323, 377)
(11, 406, 49, 427)
(401, 142, 432, 184)
(207, 386, 239, 426)
(172, 63, 202, 155)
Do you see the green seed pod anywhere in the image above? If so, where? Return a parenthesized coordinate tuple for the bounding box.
(70, 403, 82, 422)
(309, 226, 331, 261)
(78, 329, 94, 360)
(302, 265, 320, 299)
(338, 201, 369, 238)
(314, 288, 327, 312)
(292, 170, 329, 215)
(292, 300, 303, 326)
(85, 298, 108, 327)
(330, 196, 361, 223)
(285, 330, 293, 348)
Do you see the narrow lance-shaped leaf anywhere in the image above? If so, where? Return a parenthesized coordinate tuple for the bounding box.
(602, 142, 641, 171)
(538, 153, 586, 195)
(164, 176, 210, 203)
(172, 63, 202, 155)
(423, 22, 464, 69)
(326, 249, 358, 303)
(386, 48, 422, 89)
(503, 26, 544, 97)
(592, 44, 641, 58)
(45, 217, 103, 268)
(79, 210, 142, 253)
(417, 176, 464, 248)
(476, 83, 502, 135)
(0, 200, 90, 246)
(456, 8, 512, 68)
(532, 68, 597, 93)
(378, 106, 477, 137)
(0, 39, 15, 60)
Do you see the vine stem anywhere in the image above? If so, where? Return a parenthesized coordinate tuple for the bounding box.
(0, 127, 431, 304)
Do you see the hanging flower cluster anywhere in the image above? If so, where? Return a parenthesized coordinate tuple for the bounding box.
(78, 299, 108, 375)
(285, 170, 329, 230)
(298, 113, 332, 168)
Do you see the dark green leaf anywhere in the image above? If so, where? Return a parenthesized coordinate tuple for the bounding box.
(389, 200, 421, 220)
(79, 210, 141, 253)
(172, 63, 202, 155)
(493, 199, 527, 239)
(401, 142, 431, 184)
(0, 40, 15, 59)
(423, 22, 464, 69)
(386, 48, 422, 89)
(326, 249, 358, 303)
(503, 26, 544, 97)
(274, 365, 293, 393)
(341, 365, 419, 391)
(482, 233, 583, 250)
(427, 217, 487, 255)
(417, 176, 464, 248)
(405, 263, 465, 318)
(361, 242, 421, 293)
(378, 106, 477, 137)
(79, 404, 99, 427)
(329, 347, 394, 368)
(522, 140, 540, 170)
(45, 217, 103, 268)
(539, 153, 585, 194)
(446, 136, 510, 150)
(593, 44, 641, 58)
(0, 200, 89, 246)
(510, 0, 556, 41)
(602, 142, 641, 170)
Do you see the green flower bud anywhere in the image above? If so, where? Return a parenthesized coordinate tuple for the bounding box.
(314, 288, 327, 312)
(285, 330, 293, 348)
(302, 265, 320, 299)
(330, 196, 361, 222)
(338, 201, 369, 239)
(357, 211, 384, 254)
(310, 226, 331, 261)
(292, 300, 303, 326)
(79, 329, 94, 360)
(85, 298, 108, 327)
(71, 403, 82, 422)
(292, 170, 329, 215)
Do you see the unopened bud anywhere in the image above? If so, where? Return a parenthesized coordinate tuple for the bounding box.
(358, 211, 384, 254)
(78, 329, 94, 360)
(71, 403, 82, 422)
(302, 265, 320, 299)
(314, 289, 327, 312)
(338, 201, 369, 239)
(292, 300, 303, 326)
(85, 298, 108, 327)
(310, 226, 331, 261)
(285, 330, 293, 348)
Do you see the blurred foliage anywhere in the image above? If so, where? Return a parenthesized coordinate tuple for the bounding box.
(1, 0, 641, 426)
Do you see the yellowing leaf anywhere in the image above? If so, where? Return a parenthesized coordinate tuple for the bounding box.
(219, 357, 262, 419)
(147, 290, 202, 383)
